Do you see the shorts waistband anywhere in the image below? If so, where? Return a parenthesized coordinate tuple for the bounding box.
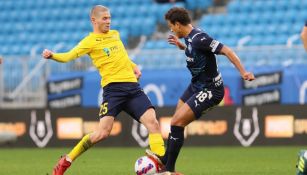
(103, 82, 138, 89)
(204, 73, 221, 83)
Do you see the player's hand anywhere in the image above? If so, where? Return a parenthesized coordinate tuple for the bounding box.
(42, 49, 53, 59)
(0, 58, 2, 64)
(168, 34, 179, 45)
(133, 66, 142, 80)
(242, 72, 255, 81)
(168, 34, 185, 50)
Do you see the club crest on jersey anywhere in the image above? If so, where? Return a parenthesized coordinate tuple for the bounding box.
(103, 48, 110, 56)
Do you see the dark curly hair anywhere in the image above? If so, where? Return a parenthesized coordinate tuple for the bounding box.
(164, 7, 191, 25)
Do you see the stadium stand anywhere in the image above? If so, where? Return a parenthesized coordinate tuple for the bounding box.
(0, 0, 189, 56)
(136, 0, 307, 68)
(201, 0, 305, 46)
(185, 0, 213, 10)
(0, 0, 185, 87)
(0, 0, 306, 108)
(0, 0, 200, 107)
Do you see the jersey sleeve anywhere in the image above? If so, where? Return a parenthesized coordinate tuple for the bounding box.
(52, 37, 92, 62)
(192, 33, 224, 54)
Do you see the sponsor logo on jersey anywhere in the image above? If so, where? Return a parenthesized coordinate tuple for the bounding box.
(103, 48, 110, 56)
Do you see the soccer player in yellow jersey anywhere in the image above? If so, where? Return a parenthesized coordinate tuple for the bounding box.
(42, 5, 165, 175)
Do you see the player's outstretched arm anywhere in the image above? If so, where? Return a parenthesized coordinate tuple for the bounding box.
(301, 24, 307, 51)
(42, 47, 81, 63)
(220, 45, 255, 81)
(42, 37, 92, 63)
(167, 34, 186, 50)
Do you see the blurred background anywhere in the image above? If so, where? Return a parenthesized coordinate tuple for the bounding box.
(1, 0, 307, 174)
(0, 0, 306, 150)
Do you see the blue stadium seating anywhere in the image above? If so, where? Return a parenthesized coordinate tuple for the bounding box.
(0, 0, 192, 61)
(186, 0, 213, 10)
(0, 0, 213, 60)
(134, 0, 306, 70)
(2, 0, 306, 91)
(197, 0, 306, 47)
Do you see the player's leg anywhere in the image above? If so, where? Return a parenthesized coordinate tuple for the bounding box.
(68, 116, 114, 160)
(123, 86, 165, 157)
(165, 86, 225, 172)
(144, 100, 188, 173)
(160, 99, 184, 165)
(66, 88, 124, 162)
(53, 116, 114, 175)
(53, 83, 125, 175)
(160, 83, 193, 167)
(164, 103, 195, 172)
(139, 107, 165, 157)
(175, 99, 185, 110)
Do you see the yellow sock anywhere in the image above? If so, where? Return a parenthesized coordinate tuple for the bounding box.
(149, 133, 165, 156)
(67, 134, 93, 161)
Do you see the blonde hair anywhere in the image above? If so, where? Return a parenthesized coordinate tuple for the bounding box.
(90, 5, 109, 18)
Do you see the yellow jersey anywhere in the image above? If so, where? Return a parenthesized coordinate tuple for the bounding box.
(52, 30, 137, 87)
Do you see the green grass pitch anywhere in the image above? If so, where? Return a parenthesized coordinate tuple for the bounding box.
(0, 146, 303, 175)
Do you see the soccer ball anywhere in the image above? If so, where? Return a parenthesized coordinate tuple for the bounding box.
(134, 156, 159, 175)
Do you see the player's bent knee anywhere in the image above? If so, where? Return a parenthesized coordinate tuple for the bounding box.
(146, 116, 159, 125)
(91, 131, 110, 143)
(142, 118, 160, 133)
(144, 108, 156, 117)
(139, 108, 161, 133)
(140, 108, 157, 123)
(100, 132, 110, 140)
(170, 114, 187, 127)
